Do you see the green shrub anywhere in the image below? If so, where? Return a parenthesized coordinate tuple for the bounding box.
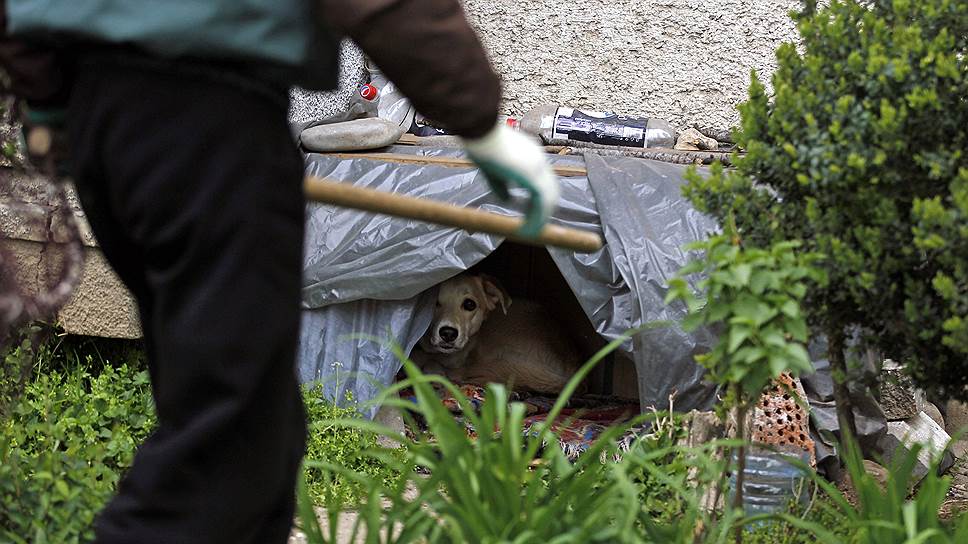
(683, 0, 968, 434)
(779, 435, 968, 543)
(296, 337, 770, 544)
(0, 340, 156, 544)
(301, 384, 404, 507)
(665, 228, 823, 539)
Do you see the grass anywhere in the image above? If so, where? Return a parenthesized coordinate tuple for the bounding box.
(0, 329, 402, 542)
(5, 329, 968, 543)
(302, 384, 406, 506)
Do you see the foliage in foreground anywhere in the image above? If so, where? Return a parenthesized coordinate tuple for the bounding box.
(665, 228, 824, 540)
(665, 228, 822, 402)
(775, 435, 968, 544)
(302, 384, 405, 506)
(297, 337, 787, 544)
(683, 0, 968, 430)
(0, 333, 401, 543)
(0, 337, 156, 544)
(297, 341, 968, 544)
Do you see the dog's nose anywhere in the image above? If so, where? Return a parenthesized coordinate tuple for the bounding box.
(438, 326, 459, 343)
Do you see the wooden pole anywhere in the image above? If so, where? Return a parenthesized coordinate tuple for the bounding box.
(303, 176, 604, 253)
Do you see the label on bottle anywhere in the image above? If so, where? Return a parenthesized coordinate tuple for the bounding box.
(552, 107, 652, 148)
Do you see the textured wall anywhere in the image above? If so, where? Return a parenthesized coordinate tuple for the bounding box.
(291, 0, 801, 133)
(1, 170, 141, 339)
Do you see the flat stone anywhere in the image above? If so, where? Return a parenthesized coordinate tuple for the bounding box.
(946, 400, 968, 438)
(680, 410, 724, 448)
(924, 402, 945, 430)
(877, 411, 954, 484)
(373, 404, 406, 449)
(879, 360, 925, 421)
(0, 201, 49, 242)
(863, 460, 889, 489)
(952, 439, 968, 459)
(674, 127, 719, 151)
(301, 118, 405, 152)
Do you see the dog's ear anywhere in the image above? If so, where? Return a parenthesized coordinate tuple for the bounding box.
(478, 274, 511, 315)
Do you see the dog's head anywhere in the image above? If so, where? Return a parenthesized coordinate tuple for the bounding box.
(419, 274, 511, 354)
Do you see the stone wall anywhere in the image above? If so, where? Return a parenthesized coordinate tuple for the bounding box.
(0, 171, 141, 338)
(291, 0, 802, 135)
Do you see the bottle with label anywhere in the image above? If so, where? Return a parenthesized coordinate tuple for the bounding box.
(364, 58, 417, 130)
(511, 104, 676, 149)
(346, 83, 380, 118)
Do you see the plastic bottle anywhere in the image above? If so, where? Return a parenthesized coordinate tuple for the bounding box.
(511, 104, 676, 148)
(364, 58, 416, 130)
(727, 449, 811, 519)
(344, 83, 380, 119)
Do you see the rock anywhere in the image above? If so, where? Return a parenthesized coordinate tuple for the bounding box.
(300, 117, 406, 152)
(674, 127, 719, 151)
(952, 439, 968, 459)
(946, 400, 968, 438)
(879, 359, 925, 420)
(679, 410, 725, 513)
(863, 460, 890, 489)
(877, 411, 954, 484)
(924, 402, 946, 430)
(373, 404, 406, 449)
(750, 373, 816, 467)
(680, 410, 724, 448)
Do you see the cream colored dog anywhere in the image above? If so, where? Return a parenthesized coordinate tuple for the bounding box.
(411, 273, 582, 393)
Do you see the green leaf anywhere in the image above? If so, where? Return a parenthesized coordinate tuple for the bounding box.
(787, 317, 809, 342)
(780, 299, 800, 318)
(54, 480, 69, 498)
(732, 264, 753, 286)
(727, 327, 752, 353)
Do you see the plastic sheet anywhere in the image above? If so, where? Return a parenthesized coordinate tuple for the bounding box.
(296, 148, 884, 463)
(297, 149, 721, 417)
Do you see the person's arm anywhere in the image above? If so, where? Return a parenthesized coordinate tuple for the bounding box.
(319, 0, 499, 139)
(319, 0, 559, 237)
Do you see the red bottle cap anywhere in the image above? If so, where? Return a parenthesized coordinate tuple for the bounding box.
(506, 117, 519, 129)
(359, 84, 379, 101)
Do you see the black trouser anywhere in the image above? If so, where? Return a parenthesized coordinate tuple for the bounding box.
(67, 53, 308, 544)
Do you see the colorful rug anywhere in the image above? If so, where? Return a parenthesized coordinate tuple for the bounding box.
(398, 383, 641, 460)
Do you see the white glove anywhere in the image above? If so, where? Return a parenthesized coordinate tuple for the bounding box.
(463, 124, 560, 238)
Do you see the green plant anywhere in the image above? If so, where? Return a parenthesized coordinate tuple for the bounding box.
(683, 0, 968, 437)
(742, 496, 852, 544)
(295, 334, 791, 544)
(777, 435, 968, 543)
(301, 384, 405, 506)
(665, 227, 823, 541)
(0, 341, 155, 544)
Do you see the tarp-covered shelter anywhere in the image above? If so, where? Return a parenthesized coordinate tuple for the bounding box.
(296, 146, 885, 465)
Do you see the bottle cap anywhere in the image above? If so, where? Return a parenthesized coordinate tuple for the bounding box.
(505, 117, 520, 129)
(359, 84, 379, 101)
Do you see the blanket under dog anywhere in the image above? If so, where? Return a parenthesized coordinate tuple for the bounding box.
(398, 383, 641, 460)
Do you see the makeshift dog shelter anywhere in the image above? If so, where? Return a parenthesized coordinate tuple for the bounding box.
(296, 145, 884, 465)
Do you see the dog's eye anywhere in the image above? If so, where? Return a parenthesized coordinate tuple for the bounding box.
(462, 299, 477, 311)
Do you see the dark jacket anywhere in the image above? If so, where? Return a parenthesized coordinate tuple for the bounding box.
(0, 0, 500, 138)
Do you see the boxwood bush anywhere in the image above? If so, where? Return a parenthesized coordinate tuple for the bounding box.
(683, 0, 968, 435)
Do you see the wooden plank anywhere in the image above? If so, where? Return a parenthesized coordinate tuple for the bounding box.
(323, 152, 587, 177)
(303, 176, 603, 253)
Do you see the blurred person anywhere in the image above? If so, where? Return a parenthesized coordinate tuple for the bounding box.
(0, 1, 558, 542)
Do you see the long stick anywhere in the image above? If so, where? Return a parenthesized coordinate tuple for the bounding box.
(303, 176, 604, 253)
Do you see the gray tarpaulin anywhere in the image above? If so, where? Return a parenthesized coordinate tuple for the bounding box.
(296, 147, 881, 465)
(297, 148, 718, 418)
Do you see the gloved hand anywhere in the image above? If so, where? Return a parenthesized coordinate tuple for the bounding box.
(463, 123, 560, 238)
